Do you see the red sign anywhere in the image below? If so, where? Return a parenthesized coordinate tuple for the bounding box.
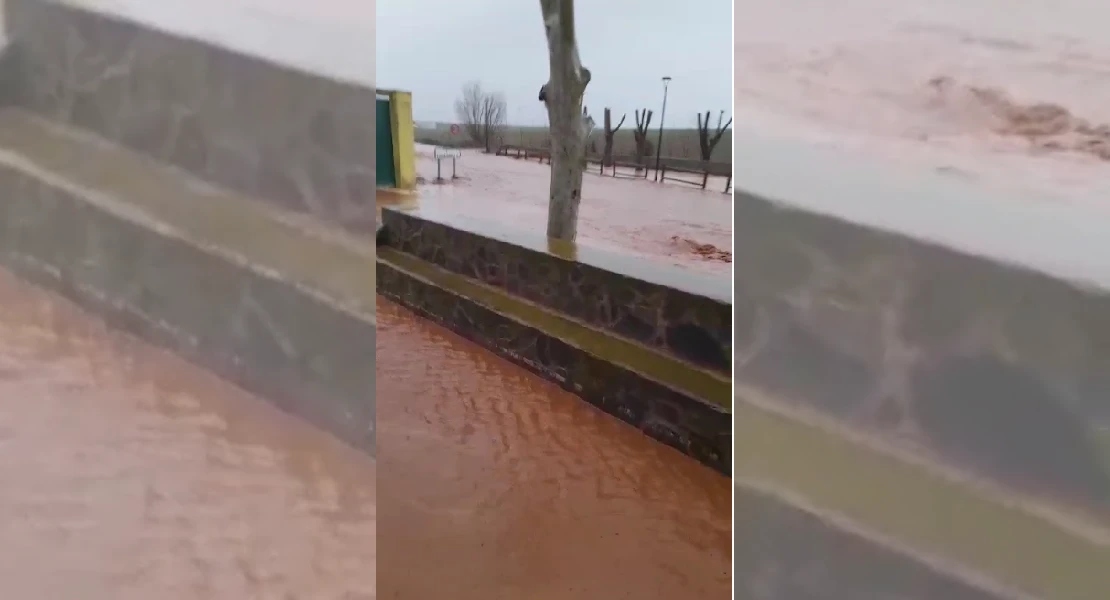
(450, 124, 461, 135)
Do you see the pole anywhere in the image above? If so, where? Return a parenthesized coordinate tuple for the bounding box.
(653, 76, 671, 182)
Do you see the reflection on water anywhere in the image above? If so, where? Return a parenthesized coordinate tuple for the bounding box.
(0, 268, 375, 599)
(376, 297, 731, 599)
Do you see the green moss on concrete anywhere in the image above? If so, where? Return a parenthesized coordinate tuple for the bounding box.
(0, 109, 374, 317)
(378, 247, 732, 411)
(736, 399, 1110, 600)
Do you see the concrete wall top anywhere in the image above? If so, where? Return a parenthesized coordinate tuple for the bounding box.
(735, 131, 1110, 293)
(393, 204, 732, 305)
(43, 0, 373, 87)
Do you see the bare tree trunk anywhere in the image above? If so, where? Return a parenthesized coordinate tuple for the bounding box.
(602, 107, 625, 168)
(539, 0, 591, 241)
(696, 109, 733, 161)
(632, 109, 654, 170)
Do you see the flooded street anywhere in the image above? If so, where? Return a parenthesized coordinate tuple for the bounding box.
(413, 145, 733, 279)
(376, 298, 731, 599)
(735, 0, 1110, 203)
(0, 268, 375, 599)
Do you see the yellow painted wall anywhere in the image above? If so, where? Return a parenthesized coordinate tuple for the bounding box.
(388, 90, 416, 191)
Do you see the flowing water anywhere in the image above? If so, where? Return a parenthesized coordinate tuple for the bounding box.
(735, 0, 1110, 203)
(0, 268, 375, 599)
(376, 297, 732, 599)
(412, 146, 733, 278)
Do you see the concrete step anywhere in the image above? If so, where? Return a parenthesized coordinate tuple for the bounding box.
(0, 109, 374, 315)
(735, 483, 1022, 600)
(733, 400, 1109, 600)
(0, 107, 375, 452)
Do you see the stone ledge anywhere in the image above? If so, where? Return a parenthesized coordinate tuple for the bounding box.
(377, 249, 731, 475)
(735, 398, 1109, 600)
(380, 206, 731, 375)
(735, 484, 1019, 600)
(0, 122, 375, 454)
(0, 109, 375, 317)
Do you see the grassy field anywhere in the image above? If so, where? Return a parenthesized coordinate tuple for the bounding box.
(415, 125, 732, 163)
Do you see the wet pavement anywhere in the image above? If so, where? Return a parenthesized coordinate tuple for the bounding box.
(413, 146, 733, 279)
(376, 297, 731, 599)
(0, 268, 375, 599)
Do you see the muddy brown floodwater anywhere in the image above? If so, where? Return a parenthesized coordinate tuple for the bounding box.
(735, 0, 1110, 202)
(376, 298, 731, 599)
(0, 268, 375, 599)
(412, 146, 733, 279)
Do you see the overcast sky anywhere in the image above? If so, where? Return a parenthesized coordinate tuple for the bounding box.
(376, 0, 733, 127)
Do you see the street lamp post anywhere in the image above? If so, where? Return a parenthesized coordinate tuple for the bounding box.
(653, 76, 671, 182)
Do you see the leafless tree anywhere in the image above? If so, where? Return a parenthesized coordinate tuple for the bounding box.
(454, 81, 508, 153)
(537, 0, 592, 241)
(602, 108, 625, 167)
(582, 106, 596, 145)
(632, 109, 655, 167)
(696, 110, 732, 161)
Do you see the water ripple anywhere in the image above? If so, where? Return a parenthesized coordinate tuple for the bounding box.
(0, 268, 375, 599)
(376, 297, 731, 599)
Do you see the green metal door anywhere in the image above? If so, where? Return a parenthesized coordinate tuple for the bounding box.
(376, 98, 396, 188)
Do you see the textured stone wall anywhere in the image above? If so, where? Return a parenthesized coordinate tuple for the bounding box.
(734, 192, 1110, 525)
(380, 208, 732, 375)
(3, 0, 376, 230)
